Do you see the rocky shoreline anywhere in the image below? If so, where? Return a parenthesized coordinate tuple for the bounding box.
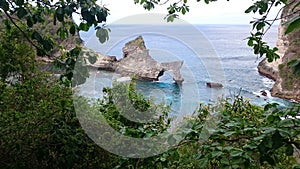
(257, 1, 300, 102)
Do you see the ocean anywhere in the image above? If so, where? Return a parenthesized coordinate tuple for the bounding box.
(78, 24, 292, 117)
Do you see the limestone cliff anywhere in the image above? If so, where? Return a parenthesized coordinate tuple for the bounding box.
(258, 1, 300, 102)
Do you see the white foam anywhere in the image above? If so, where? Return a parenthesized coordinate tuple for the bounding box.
(262, 77, 275, 88)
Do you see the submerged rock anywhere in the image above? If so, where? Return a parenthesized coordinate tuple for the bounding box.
(206, 82, 223, 88)
(116, 76, 132, 83)
(260, 90, 268, 97)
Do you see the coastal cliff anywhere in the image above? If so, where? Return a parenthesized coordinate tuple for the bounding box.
(258, 1, 300, 102)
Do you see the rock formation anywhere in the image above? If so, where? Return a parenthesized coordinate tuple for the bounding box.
(258, 1, 300, 102)
(82, 48, 117, 71)
(206, 82, 223, 88)
(87, 36, 184, 83)
(161, 61, 184, 83)
(115, 36, 164, 81)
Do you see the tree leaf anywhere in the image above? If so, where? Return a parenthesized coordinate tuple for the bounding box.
(16, 7, 27, 19)
(198, 158, 208, 169)
(56, 7, 65, 22)
(220, 158, 230, 165)
(256, 22, 265, 30)
(56, 27, 68, 40)
(272, 130, 283, 149)
(293, 164, 300, 169)
(69, 24, 76, 35)
(223, 131, 235, 137)
(286, 144, 294, 156)
(16, 0, 24, 6)
(278, 119, 294, 128)
(26, 17, 33, 27)
(167, 15, 174, 22)
(248, 39, 254, 46)
(211, 151, 223, 158)
(288, 59, 300, 67)
(56, 7, 64, 15)
(96, 8, 108, 23)
(96, 28, 109, 43)
(88, 55, 97, 64)
(258, 2, 268, 15)
(294, 62, 300, 74)
(230, 150, 243, 157)
(245, 5, 256, 13)
(79, 22, 89, 31)
(285, 16, 300, 34)
(182, 7, 186, 15)
(82, 8, 94, 23)
(42, 39, 53, 51)
(0, 0, 9, 11)
(31, 31, 43, 42)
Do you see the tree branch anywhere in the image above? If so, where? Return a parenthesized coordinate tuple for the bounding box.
(3, 11, 50, 57)
(159, 0, 182, 5)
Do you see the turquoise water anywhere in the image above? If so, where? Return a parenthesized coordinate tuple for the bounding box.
(78, 24, 292, 117)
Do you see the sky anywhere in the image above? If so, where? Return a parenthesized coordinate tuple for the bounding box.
(99, 0, 283, 25)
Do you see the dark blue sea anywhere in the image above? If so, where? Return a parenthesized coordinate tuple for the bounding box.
(78, 24, 291, 117)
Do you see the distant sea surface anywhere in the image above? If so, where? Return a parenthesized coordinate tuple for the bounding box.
(78, 24, 291, 116)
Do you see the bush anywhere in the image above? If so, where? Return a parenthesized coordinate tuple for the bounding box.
(0, 75, 117, 169)
(0, 26, 35, 83)
(1, 74, 299, 168)
(109, 96, 300, 169)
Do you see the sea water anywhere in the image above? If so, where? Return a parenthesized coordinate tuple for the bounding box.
(78, 24, 292, 118)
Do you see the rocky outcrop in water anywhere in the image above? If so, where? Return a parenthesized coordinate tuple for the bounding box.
(258, 1, 300, 102)
(161, 61, 184, 83)
(81, 48, 117, 71)
(206, 82, 223, 88)
(87, 36, 184, 83)
(115, 36, 164, 81)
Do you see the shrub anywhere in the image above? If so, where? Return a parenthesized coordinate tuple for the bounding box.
(0, 75, 117, 169)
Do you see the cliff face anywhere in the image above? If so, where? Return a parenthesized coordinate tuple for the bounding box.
(258, 1, 300, 102)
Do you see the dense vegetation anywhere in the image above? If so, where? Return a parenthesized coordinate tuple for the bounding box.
(0, 0, 300, 168)
(1, 75, 300, 168)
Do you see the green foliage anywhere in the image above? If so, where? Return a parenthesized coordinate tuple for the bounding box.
(0, 26, 35, 83)
(95, 26, 111, 44)
(244, 0, 287, 62)
(0, 74, 118, 169)
(100, 81, 171, 138)
(0, 0, 110, 50)
(278, 59, 300, 90)
(182, 98, 300, 169)
(0, 0, 110, 85)
(247, 32, 280, 62)
(51, 46, 91, 87)
(285, 16, 300, 34)
(286, 1, 300, 34)
(288, 59, 300, 75)
(98, 92, 299, 169)
(1, 0, 300, 168)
